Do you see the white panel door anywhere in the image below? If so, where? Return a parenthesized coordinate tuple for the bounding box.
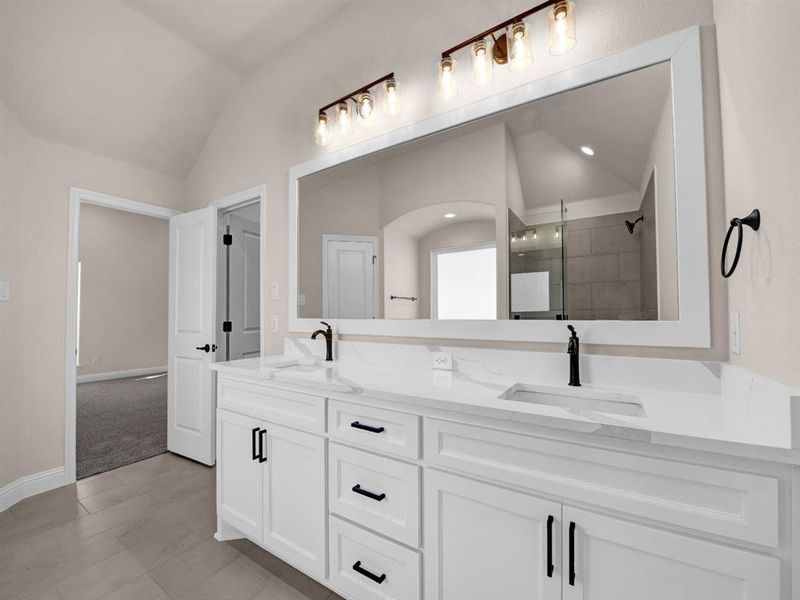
(217, 409, 263, 542)
(424, 469, 561, 600)
(168, 207, 216, 465)
(263, 422, 326, 578)
(562, 506, 780, 600)
(324, 236, 377, 319)
(228, 214, 261, 360)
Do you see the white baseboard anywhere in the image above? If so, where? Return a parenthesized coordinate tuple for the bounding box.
(0, 467, 66, 513)
(77, 366, 167, 384)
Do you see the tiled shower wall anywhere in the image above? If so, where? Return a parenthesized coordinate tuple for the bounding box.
(565, 211, 656, 320)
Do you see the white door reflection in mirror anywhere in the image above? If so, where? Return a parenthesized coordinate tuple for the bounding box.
(433, 244, 496, 320)
(323, 235, 378, 319)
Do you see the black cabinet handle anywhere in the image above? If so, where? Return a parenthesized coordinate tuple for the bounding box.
(251, 427, 259, 461)
(547, 515, 554, 578)
(352, 484, 386, 502)
(569, 521, 576, 586)
(350, 421, 385, 434)
(352, 561, 386, 584)
(258, 429, 267, 463)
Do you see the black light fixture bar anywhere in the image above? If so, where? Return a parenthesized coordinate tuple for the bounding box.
(319, 72, 395, 114)
(441, 0, 561, 59)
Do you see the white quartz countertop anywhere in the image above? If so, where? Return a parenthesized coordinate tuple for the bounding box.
(211, 354, 798, 463)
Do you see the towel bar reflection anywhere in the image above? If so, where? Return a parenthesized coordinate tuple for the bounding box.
(390, 295, 418, 301)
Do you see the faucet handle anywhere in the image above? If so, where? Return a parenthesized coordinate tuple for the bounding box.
(320, 321, 331, 331)
(567, 324, 577, 337)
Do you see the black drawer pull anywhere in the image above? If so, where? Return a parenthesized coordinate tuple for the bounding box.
(352, 484, 386, 502)
(352, 561, 386, 584)
(258, 428, 267, 463)
(251, 427, 259, 461)
(547, 515, 554, 578)
(569, 521, 576, 586)
(350, 421, 385, 434)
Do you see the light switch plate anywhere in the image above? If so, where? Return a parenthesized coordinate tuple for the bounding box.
(270, 281, 279, 301)
(0, 280, 9, 302)
(730, 312, 741, 354)
(270, 315, 279, 333)
(432, 351, 453, 370)
(298, 294, 306, 306)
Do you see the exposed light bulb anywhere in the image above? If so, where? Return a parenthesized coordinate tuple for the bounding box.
(314, 112, 331, 146)
(471, 39, 494, 85)
(335, 102, 352, 135)
(357, 92, 374, 125)
(508, 22, 532, 73)
(382, 78, 402, 116)
(548, 0, 576, 55)
(439, 56, 458, 100)
(533, 229, 538, 240)
(555, 228, 560, 239)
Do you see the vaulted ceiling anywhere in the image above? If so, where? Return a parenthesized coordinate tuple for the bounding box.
(0, 0, 348, 178)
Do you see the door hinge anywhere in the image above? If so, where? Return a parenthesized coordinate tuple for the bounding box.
(222, 321, 232, 332)
(223, 233, 233, 246)
(372, 255, 377, 265)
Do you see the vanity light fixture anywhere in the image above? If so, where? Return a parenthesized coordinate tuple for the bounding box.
(532, 228, 538, 240)
(580, 145, 594, 156)
(438, 0, 577, 100)
(314, 72, 400, 146)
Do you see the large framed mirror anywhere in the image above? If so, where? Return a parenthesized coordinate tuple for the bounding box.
(290, 27, 709, 347)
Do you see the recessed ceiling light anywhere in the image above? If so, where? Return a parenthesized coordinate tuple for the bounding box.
(444, 213, 456, 218)
(580, 146, 595, 156)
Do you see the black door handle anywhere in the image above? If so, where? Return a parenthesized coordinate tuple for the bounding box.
(352, 484, 386, 502)
(195, 344, 217, 353)
(352, 561, 386, 584)
(547, 515, 554, 578)
(258, 429, 267, 463)
(569, 521, 576, 586)
(251, 427, 259, 461)
(350, 421, 385, 434)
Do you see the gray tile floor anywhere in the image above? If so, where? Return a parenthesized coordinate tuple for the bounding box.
(0, 453, 345, 600)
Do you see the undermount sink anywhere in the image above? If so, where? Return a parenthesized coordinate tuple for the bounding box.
(499, 383, 644, 416)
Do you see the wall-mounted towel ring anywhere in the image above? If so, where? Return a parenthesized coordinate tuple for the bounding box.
(721, 209, 760, 278)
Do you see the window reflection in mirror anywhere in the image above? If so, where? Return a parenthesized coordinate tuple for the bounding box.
(298, 61, 676, 322)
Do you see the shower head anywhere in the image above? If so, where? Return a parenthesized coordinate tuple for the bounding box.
(625, 215, 644, 234)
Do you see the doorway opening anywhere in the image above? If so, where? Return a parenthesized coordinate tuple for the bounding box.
(66, 189, 180, 481)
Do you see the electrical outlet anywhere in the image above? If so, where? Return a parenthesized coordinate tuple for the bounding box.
(432, 351, 453, 370)
(91, 356, 99, 365)
(270, 281, 279, 301)
(298, 294, 306, 306)
(270, 315, 279, 333)
(0, 280, 9, 302)
(730, 312, 741, 354)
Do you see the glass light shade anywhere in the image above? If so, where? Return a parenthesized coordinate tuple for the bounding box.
(548, 0, 576, 55)
(508, 21, 532, 72)
(439, 56, 458, 100)
(357, 92, 375, 125)
(314, 112, 331, 146)
(471, 39, 494, 85)
(382, 78, 402, 116)
(335, 102, 352, 135)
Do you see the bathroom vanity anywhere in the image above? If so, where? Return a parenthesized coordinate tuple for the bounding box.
(212, 341, 798, 600)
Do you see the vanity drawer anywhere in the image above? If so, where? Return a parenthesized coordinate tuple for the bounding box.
(329, 400, 420, 459)
(424, 418, 779, 547)
(217, 375, 325, 433)
(329, 443, 420, 546)
(329, 515, 420, 600)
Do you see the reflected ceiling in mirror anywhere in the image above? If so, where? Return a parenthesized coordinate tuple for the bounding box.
(298, 61, 676, 322)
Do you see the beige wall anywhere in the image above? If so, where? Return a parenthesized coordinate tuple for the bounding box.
(0, 99, 183, 488)
(713, 0, 800, 390)
(78, 204, 168, 376)
(183, 0, 726, 362)
(383, 229, 420, 319)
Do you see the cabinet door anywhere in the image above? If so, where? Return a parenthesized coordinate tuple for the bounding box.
(262, 422, 326, 578)
(217, 409, 264, 542)
(562, 507, 780, 600)
(424, 469, 561, 600)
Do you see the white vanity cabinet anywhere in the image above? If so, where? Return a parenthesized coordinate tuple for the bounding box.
(215, 371, 788, 600)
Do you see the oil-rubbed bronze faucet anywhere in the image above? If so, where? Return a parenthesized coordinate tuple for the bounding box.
(567, 325, 581, 387)
(311, 321, 333, 362)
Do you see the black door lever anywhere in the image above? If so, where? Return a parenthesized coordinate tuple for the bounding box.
(195, 344, 217, 353)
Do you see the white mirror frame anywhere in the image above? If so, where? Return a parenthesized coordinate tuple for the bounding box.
(289, 27, 710, 347)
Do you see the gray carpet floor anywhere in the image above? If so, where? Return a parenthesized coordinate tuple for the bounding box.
(76, 373, 168, 480)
